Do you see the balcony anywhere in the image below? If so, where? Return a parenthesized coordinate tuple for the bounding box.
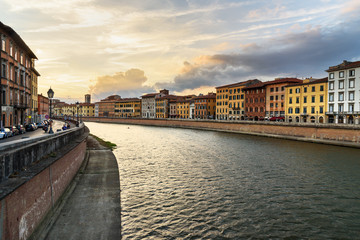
(14, 102, 29, 109)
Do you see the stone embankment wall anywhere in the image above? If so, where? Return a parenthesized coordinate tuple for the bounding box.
(83, 117, 360, 147)
(0, 125, 88, 240)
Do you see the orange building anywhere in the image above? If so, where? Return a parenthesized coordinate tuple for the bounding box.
(265, 78, 302, 118)
(1, 22, 39, 126)
(194, 93, 216, 119)
(97, 95, 121, 117)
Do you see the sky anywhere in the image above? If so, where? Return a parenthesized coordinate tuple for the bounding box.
(1, 0, 360, 103)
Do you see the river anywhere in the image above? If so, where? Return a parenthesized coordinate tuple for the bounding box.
(86, 122, 360, 239)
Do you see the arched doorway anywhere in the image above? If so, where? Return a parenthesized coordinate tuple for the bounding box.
(310, 116, 315, 123)
(348, 116, 354, 124)
(319, 116, 324, 123)
(288, 116, 292, 122)
(296, 116, 300, 122)
(303, 116, 307, 123)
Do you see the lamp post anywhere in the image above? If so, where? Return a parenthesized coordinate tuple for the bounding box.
(47, 87, 54, 134)
(76, 101, 80, 127)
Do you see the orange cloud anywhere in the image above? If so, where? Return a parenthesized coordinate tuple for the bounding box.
(89, 68, 148, 95)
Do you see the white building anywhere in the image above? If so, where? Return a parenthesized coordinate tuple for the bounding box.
(141, 89, 169, 118)
(326, 60, 360, 124)
(189, 102, 195, 119)
(94, 103, 99, 117)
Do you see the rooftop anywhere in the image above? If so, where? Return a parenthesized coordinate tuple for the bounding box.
(326, 60, 360, 72)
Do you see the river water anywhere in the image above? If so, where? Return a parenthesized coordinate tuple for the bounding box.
(86, 122, 360, 239)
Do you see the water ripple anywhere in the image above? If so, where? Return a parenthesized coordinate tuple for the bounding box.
(86, 122, 360, 239)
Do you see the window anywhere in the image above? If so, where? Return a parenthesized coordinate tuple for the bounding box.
(304, 97, 307, 103)
(339, 71, 344, 78)
(276, 87, 279, 92)
(304, 87, 307, 93)
(275, 95, 278, 100)
(296, 97, 299, 103)
(311, 107, 315, 114)
(329, 82, 334, 90)
(289, 98, 292, 104)
(329, 73, 334, 79)
(339, 80, 344, 89)
(320, 85, 324, 91)
(295, 107, 300, 114)
(303, 107, 307, 114)
(349, 91, 355, 101)
(312, 86, 315, 92)
(349, 69, 355, 76)
(319, 106, 323, 114)
(311, 96, 315, 103)
(338, 92, 344, 101)
(349, 103, 354, 112)
(1, 39, 5, 51)
(338, 104, 344, 112)
(289, 89, 293, 94)
(329, 104, 334, 112)
(320, 95, 324, 103)
(270, 96, 274, 100)
(10, 43, 13, 56)
(1, 63, 6, 78)
(295, 88, 300, 93)
(270, 88, 274, 92)
(288, 107, 293, 113)
(349, 79, 355, 88)
(270, 103, 273, 107)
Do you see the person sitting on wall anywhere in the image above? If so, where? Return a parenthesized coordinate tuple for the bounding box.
(62, 124, 67, 130)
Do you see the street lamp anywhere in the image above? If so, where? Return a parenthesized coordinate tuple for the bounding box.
(47, 87, 54, 134)
(76, 101, 80, 127)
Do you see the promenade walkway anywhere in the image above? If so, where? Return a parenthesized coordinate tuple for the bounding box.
(42, 136, 121, 240)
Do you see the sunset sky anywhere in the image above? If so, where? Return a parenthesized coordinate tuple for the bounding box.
(1, 0, 360, 103)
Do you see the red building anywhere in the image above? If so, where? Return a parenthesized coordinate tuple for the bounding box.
(243, 82, 266, 120)
(1, 21, 39, 127)
(38, 94, 49, 120)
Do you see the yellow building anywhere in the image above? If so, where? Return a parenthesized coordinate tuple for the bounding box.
(216, 79, 261, 120)
(155, 97, 168, 118)
(61, 104, 77, 120)
(176, 99, 190, 119)
(30, 60, 40, 123)
(285, 77, 328, 123)
(114, 98, 141, 118)
(80, 103, 95, 117)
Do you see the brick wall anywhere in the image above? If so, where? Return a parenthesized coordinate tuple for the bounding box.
(83, 117, 360, 146)
(0, 133, 87, 240)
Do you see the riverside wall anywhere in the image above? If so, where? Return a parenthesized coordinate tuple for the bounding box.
(0, 125, 88, 240)
(83, 117, 360, 148)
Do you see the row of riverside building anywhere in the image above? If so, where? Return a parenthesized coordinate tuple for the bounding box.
(87, 60, 360, 124)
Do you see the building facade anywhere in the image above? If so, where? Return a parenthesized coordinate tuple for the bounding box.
(194, 93, 216, 119)
(142, 89, 169, 118)
(326, 60, 360, 124)
(216, 79, 260, 120)
(285, 78, 328, 123)
(114, 98, 140, 118)
(1, 22, 38, 127)
(38, 94, 49, 121)
(265, 78, 302, 118)
(243, 82, 266, 120)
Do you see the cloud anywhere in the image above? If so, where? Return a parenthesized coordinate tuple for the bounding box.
(89, 68, 154, 100)
(156, 21, 360, 93)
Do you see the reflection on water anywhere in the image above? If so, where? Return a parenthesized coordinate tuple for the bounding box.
(86, 122, 360, 239)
